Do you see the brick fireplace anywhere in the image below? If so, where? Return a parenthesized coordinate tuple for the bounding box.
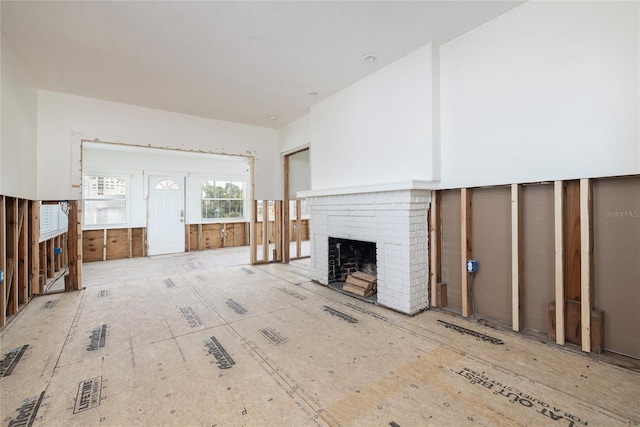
(303, 186, 432, 314)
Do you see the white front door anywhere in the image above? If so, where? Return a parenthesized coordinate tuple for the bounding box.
(147, 176, 185, 256)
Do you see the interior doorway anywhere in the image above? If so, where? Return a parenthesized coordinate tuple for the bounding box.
(283, 148, 310, 262)
(147, 176, 185, 256)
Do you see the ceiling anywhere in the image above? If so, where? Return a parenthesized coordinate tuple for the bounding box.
(1, 1, 524, 129)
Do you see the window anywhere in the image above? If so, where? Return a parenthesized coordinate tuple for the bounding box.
(83, 175, 129, 226)
(201, 180, 245, 220)
(40, 202, 68, 242)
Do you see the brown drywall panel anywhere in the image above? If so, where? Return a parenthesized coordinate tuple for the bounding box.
(82, 230, 104, 263)
(471, 186, 511, 324)
(563, 180, 582, 345)
(523, 184, 555, 333)
(593, 176, 640, 358)
(441, 190, 462, 309)
(201, 223, 223, 249)
(105, 229, 130, 260)
(131, 228, 145, 258)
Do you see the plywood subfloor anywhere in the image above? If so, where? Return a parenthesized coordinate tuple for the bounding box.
(1, 255, 638, 426)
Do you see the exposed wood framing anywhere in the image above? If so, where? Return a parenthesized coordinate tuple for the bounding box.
(47, 239, 54, 278)
(7, 198, 18, 316)
(39, 241, 47, 293)
(29, 215, 36, 293)
(461, 188, 472, 318)
(197, 224, 203, 251)
(283, 155, 291, 264)
(274, 201, 282, 262)
(67, 200, 82, 291)
(511, 184, 524, 331)
(429, 190, 441, 307)
(295, 200, 302, 259)
(262, 200, 269, 262)
(250, 200, 257, 265)
(554, 180, 565, 345)
(128, 228, 133, 259)
(18, 200, 28, 304)
(580, 178, 593, 352)
(1, 195, 6, 327)
(564, 180, 582, 345)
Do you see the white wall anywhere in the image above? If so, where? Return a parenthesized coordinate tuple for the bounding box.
(440, 1, 640, 188)
(83, 145, 250, 227)
(37, 90, 279, 201)
(279, 114, 310, 154)
(288, 149, 310, 197)
(310, 44, 437, 191)
(1, 34, 38, 199)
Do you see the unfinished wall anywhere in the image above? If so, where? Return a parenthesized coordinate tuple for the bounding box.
(440, 190, 461, 310)
(36, 90, 279, 201)
(83, 144, 250, 228)
(593, 176, 640, 358)
(1, 34, 38, 199)
(522, 183, 555, 333)
(440, 1, 639, 188)
(471, 187, 511, 325)
(311, 44, 438, 191)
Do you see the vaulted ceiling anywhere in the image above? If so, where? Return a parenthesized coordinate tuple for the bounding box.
(2, 1, 524, 128)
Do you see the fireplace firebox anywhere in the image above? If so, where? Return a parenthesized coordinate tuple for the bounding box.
(328, 237, 376, 284)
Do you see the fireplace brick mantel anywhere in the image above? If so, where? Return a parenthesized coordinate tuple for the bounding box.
(307, 189, 431, 314)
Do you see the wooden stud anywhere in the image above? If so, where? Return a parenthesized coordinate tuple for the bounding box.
(262, 200, 269, 262)
(548, 302, 556, 341)
(511, 184, 524, 331)
(274, 201, 282, 261)
(18, 200, 29, 304)
(296, 200, 302, 258)
(250, 200, 257, 265)
(429, 191, 441, 307)
(67, 200, 82, 291)
(461, 188, 472, 318)
(7, 198, 19, 315)
(436, 282, 447, 307)
(102, 229, 107, 261)
(283, 155, 291, 264)
(185, 224, 191, 252)
(590, 309, 604, 354)
(554, 180, 565, 345)
(580, 178, 593, 352)
(197, 224, 203, 251)
(128, 228, 133, 258)
(47, 239, 54, 278)
(1, 195, 6, 327)
(39, 242, 47, 293)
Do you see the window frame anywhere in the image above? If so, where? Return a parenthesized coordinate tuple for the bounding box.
(82, 173, 131, 229)
(200, 179, 248, 223)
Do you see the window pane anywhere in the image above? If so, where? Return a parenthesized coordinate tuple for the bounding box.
(201, 180, 245, 220)
(84, 199, 127, 225)
(83, 175, 129, 226)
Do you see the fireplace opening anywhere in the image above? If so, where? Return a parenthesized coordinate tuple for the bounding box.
(328, 237, 377, 300)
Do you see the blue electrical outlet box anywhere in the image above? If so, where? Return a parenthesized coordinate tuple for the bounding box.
(466, 260, 478, 273)
(0, 270, 3, 283)
(54, 247, 62, 255)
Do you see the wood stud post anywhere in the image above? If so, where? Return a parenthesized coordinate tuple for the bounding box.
(67, 200, 82, 291)
(429, 191, 441, 307)
(295, 200, 302, 259)
(262, 200, 269, 262)
(1, 195, 6, 327)
(511, 184, 524, 331)
(250, 200, 257, 265)
(554, 181, 565, 345)
(461, 188, 472, 318)
(18, 200, 29, 304)
(580, 178, 593, 352)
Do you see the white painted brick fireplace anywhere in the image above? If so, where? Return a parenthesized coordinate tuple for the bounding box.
(303, 185, 432, 315)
